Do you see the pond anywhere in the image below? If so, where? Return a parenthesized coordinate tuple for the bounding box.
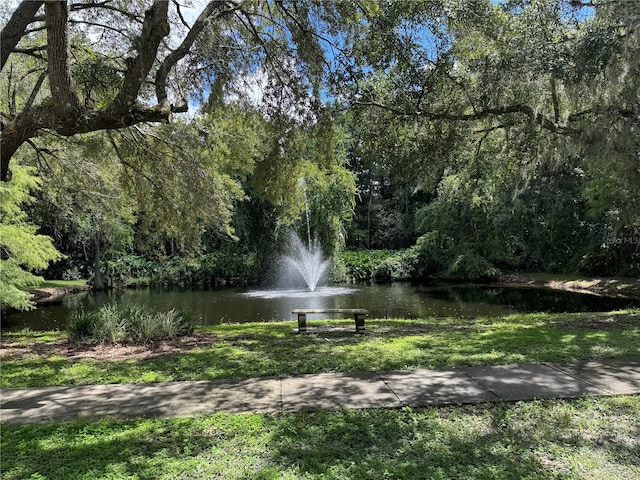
(2, 283, 639, 332)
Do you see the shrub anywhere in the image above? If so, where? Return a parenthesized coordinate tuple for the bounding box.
(156, 308, 194, 338)
(374, 255, 413, 282)
(67, 304, 194, 344)
(67, 310, 95, 342)
(91, 304, 128, 343)
(199, 252, 258, 285)
(442, 252, 500, 281)
(405, 232, 500, 281)
(103, 255, 156, 288)
(127, 304, 158, 342)
(150, 254, 259, 288)
(338, 249, 400, 282)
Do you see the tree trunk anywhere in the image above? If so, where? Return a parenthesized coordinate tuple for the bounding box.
(93, 228, 103, 291)
(0, 0, 179, 181)
(367, 188, 372, 249)
(45, 0, 81, 116)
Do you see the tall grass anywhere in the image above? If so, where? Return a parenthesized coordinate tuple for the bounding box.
(67, 304, 193, 344)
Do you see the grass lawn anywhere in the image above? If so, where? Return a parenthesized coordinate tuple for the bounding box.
(2, 396, 639, 480)
(28, 279, 88, 288)
(1, 309, 639, 388)
(2, 309, 639, 479)
(0, 310, 640, 387)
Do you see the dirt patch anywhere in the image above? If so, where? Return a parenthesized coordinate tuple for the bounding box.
(28, 285, 91, 304)
(0, 333, 220, 362)
(498, 274, 640, 300)
(552, 312, 640, 329)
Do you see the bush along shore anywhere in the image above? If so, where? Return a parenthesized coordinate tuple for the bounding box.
(66, 304, 194, 344)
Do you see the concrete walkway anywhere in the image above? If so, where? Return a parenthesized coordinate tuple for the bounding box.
(2, 358, 639, 424)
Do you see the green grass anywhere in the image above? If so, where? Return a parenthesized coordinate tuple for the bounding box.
(2, 396, 639, 480)
(2, 310, 639, 388)
(28, 279, 88, 288)
(2, 310, 639, 479)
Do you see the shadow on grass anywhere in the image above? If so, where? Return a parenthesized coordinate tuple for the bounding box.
(266, 408, 541, 479)
(1, 416, 262, 479)
(266, 399, 640, 479)
(4, 399, 637, 480)
(2, 315, 639, 388)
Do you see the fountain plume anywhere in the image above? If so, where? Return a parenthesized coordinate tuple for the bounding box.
(282, 231, 329, 292)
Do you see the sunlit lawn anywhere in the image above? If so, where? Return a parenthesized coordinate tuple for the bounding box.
(2, 396, 639, 480)
(2, 310, 639, 479)
(28, 279, 88, 288)
(2, 310, 638, 388)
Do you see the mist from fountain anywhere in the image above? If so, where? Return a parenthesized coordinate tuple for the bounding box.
(244, 229, 356, 299)
(282, 230, 330, 292)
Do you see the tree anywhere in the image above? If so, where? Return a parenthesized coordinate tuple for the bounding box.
(344, 0, 638, 140)
(0, 164, 62, 309)
(337, 0, 639, 275)
(0, 0, 349, 181)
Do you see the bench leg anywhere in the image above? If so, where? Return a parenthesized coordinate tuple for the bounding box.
(297, 313, 307, 333)
(355, 314, 365, 334)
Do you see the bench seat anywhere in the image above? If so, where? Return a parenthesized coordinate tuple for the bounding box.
(292, 308, 368, 334)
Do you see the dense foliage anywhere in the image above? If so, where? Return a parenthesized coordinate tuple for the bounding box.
(0, 165, 62, 309)
(1, 0, 638, 294)
(343, 0, 640, 278)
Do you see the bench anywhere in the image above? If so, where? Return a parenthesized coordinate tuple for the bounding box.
(292, 308, 368, 334)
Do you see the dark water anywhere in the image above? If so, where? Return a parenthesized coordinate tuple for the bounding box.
(2, 283, 638, 331)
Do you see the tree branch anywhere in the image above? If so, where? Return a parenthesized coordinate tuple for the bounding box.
(356, 100, 581, 136)
(1, 101, 186, 182)
(550, 75, 560, 124)
(109, 0, 170, 112)
(568, 106, 638, 122)
(155, 0, 240, 104)
(12, 45, 47, 55)
(106, 130, 164, 191)
(69, 1, 143, 23)
(172, 0, 192, 29)
(68, 19, 134, 40)
(24, 71, 48, 111)
(1, 1, 44, 71)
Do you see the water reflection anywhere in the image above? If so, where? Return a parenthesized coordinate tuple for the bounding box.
(2, 283, 638, 331)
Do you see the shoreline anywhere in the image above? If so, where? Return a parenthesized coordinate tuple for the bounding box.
(497, 274, 640, 300)
(28, 285, 92, 304)
(26, 274, 640, 305)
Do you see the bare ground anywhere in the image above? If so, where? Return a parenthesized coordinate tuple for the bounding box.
(29, 285, 92, 304)
(498, 274, 640, 299)
(0, 333, 220, 362)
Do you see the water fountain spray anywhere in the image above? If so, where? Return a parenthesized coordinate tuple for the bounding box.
(282, 231, 330, 292)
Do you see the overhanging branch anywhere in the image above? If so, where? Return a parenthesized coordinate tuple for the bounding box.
(155, 0, 240, 104)
(0, 1, 44, 71)
(109, 0, 170, 112)
(356, 100, 582, 136)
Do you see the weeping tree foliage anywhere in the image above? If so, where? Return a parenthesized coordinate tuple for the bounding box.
(27, 106, 266, 286)
(339, 0, 639, 277)
(251, 107, 356, 256)
(0, 0, 361, 180)
(1, 0, 360, 286)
